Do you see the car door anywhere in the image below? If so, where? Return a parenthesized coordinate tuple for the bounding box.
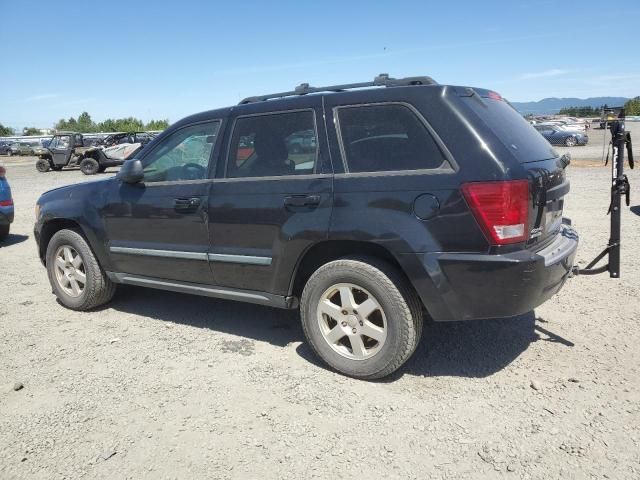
(103, 119, 223, 284)
(48, 135, 73, 166)
(323, 94, 462, 255)
(208, 100, 332, 296)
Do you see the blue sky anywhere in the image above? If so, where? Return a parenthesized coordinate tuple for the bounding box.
(1, 0, 638, 129)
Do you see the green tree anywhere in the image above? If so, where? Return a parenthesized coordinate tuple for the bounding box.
(77, 111, 95, 133)
(624, 96, 640, 116)
(55, 112, 170, 133)
(146, 119, 169, 131)
(23, 127, 41, 136)
(0, 123, 15, 136)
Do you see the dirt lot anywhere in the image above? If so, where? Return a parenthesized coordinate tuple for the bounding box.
(1, 158, 639, 479)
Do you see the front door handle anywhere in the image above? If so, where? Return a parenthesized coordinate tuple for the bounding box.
(284, 194, 321, 209)
(174, 197, 201, 212)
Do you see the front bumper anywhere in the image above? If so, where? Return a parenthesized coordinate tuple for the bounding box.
(400, 224, 578, 321)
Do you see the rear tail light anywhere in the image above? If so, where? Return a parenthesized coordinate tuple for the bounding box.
(0, 199, 12, 207)
(0, 166, 5, 177)
(461, 180, 529, 245)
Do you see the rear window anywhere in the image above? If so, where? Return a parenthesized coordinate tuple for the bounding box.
(463, 95, 558, 163)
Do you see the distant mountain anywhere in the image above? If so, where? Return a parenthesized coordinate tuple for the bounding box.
(511, 97, 629, 115)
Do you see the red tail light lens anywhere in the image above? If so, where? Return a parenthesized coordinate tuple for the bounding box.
(0, 166, 5, 177)
(461, 180, 529, 245)
(0, 199, 12, 207)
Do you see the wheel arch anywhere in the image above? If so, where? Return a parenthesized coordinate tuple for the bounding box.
(289, 240, 412, 299)
(38, 218, 84, 264)
(38, 218, 110, 271)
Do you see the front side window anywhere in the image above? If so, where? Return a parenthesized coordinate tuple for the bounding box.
(337, 104, 447, 173)
(51, 136, 70, 149)
(142, 121, 220, 182)
(227, 110, 317, 178)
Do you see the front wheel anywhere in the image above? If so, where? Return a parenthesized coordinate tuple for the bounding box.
(300, 256, 423, 379)
(36, 158, 51, 172)
(565, 136, 577, 147)
(46, 229, 116, 310)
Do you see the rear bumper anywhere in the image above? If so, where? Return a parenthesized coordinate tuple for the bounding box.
(0, 206, 14, 225)
(400, 224, 578, 321)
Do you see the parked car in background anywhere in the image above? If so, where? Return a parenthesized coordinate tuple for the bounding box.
(534, 125, 589, 146)
(0, 165, 14, 240)
(32, 139, 51, 157)
(8, 142, 38, 156)
(35, 74, 578, 379)
(0, 142, 12, 155)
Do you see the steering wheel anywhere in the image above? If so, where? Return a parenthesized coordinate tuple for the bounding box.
(182, 162, 207, 180)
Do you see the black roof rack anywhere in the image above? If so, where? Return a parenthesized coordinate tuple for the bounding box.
(238, 73, 437, 105)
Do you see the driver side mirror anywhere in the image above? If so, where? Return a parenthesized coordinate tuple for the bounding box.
(117, 159, 144, 184)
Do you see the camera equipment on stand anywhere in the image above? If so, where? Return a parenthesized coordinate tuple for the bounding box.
(573, 107, 633, 277)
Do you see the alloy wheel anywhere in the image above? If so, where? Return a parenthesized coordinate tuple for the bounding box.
(53, 245, 86, 297)
(316, 283, 387, 360)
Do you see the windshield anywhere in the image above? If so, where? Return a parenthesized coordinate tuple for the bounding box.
(463, 96, 558, 163)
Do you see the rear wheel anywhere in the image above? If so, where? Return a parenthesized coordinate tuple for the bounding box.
(0, 224, 9, 241)
(300, 256, 423, 379)
(565, 136, 577, 147)
(45, 229, 116, 310)
(79, 157, 99, 175)
(36, 158, 51, 173)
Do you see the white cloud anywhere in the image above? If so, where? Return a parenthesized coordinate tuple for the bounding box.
(520, 69, 570, 80)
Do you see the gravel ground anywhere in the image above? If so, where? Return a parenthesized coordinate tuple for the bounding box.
(1, 159, 639, 479)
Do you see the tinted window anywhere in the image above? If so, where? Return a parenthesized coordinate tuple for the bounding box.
(142, 121, 220, 182)
(462, 97, 558, 162)
(337, 104, 447, 173)
(227, 110, 317, 178)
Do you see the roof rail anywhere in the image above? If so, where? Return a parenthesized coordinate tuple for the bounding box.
(238, 73, 437, 105)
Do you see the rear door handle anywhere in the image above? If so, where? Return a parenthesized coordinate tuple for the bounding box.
(284, 194, 321, 208)
(174, 197, 201, 212)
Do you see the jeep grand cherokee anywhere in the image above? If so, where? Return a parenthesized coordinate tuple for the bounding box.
(34, 75, 578, 379)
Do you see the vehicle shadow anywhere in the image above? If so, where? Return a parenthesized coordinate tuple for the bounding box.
(108, 286, 302, 348)
(109, 287, 574, 380)
(297, 310, 575, 380)
(630, 205, 640, 216)
(0, 233, 29, 248)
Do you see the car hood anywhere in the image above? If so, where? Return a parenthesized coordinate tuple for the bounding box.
(39, 177, 113, 201)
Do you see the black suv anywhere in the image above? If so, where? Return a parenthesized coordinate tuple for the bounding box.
(34, 75, 578, 379)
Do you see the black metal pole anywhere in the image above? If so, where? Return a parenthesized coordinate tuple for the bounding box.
(608, 110, 626, 278)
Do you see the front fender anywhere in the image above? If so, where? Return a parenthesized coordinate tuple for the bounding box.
(36, 181, 112, 269)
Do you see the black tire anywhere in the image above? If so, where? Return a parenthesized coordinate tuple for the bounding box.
(300, 256, 423, 379)
(36, 158, 51, 173)
(45, 229, 116, 310)
(565, 136, 576, 147)
(79, 157, 99, 175)
(0, 224, 9, 241)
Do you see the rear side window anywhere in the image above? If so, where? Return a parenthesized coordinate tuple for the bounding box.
(463, 96, 558, 163)
(227, 110, 317, 178)
(336, 104, 447, 173)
